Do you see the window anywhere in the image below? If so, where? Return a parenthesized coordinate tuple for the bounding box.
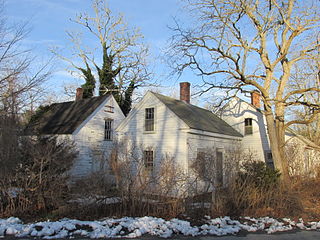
(105, 105, 114, 113)
(244, 118, 253, 135)
(145, 108, 155, 132)
(216, 149, 223, 187)
(105, 98, 114, 113)
(104, 119, 113, 140)
(265, 150, 274, 169)
(144, 150, 154, 171)
(196, 151, 206, 161)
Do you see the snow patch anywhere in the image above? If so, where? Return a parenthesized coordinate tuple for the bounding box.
(0, 216, 319, 238)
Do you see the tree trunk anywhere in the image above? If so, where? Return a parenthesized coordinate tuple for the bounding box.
(275, 119, 290, 181)
(264, 111, 290, 183)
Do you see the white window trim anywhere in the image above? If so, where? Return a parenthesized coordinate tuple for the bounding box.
(216, 148, 224, 187)
(144, 149, 154, 172)
(244, 118, 253, 135)
(144, 107, 156, 134)
(104, 118, 113, 141)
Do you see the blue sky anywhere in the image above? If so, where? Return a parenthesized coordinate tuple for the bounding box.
(5, 0, 200, 101)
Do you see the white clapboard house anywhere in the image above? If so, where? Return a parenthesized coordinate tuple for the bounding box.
(218, 91, 274, 167)
(218, 91, 320, 174)
(25, 88, 125, 178)
(26, 81, 320, 186)
(116, 82, 244, 188)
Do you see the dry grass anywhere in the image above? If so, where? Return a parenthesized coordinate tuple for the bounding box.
(290, 176, 320, 221)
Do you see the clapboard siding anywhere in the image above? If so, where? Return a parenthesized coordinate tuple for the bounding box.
(117, 92, 189, 171)
(117, 92, 243, 175)
(70, 95, 125, 178)
(220, 98, 270, 162)
(186, 133, 241, 190)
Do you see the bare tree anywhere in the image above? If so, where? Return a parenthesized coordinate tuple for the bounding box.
(0, 4, 51, 118)
(168, 0, 320, 182)
(0, 1, 52, 185)
(289, 49, 320, 144)
(54, 0, 152, 115)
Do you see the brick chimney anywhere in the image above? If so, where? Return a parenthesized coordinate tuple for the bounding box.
(180, 82, 191, 104)
(76, 87, 84, 101)
(251, 90, 260, 108)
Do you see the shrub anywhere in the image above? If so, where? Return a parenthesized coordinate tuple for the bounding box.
(0, 135, 77, 218)
(220, 160, 302, 217)
(67, 140, 189, 219)
(238, 161, 281, 189)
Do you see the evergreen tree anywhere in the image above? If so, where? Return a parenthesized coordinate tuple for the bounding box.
(95, 42, 121, 102)
(78, 62, 95, 98)
(120, 80, 135, 115)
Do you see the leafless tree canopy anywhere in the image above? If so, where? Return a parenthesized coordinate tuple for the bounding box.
(0, 4, 51, 118)
(168, 0, 320, 181)
(289, 52, 320, 143)
(54, 0, 152, 100)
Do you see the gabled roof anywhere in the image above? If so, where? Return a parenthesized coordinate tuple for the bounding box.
(220, 96, 262, 114)
(25, 94, 111, 135)
(152, 92, 242, 138)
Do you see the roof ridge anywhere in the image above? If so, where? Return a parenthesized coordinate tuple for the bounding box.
(151, 91, 213, 113)
(151, 91, 242, 138)
(50, 94, 110, 105)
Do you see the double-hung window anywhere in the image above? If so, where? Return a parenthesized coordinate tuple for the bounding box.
(104, 119, 113, 141)
(145, 108, 155, 132)
(144, 150, 154, 172)
(244, 118, 253, 135)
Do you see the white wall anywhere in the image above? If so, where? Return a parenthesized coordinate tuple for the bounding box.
(220, 98, 270, 163)
(70, 95, 125, 178)
(117, 92, 190, 172)
(186, 132, 241, 192)
(285, 137, 320, 177)
(116, 92, 242, 196)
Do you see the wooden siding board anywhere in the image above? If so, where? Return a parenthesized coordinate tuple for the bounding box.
(70, 95, 125, 178)
(220, 98, 270, 162)
(117, 93, 189, 171)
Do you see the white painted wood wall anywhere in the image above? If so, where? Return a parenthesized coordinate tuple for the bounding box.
(116, 92, 189, 172)
(69, 95, 125, 178)
(219, 98, 271, 163)
(117, 92, 242, 179)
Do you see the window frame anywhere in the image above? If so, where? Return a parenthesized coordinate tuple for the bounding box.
(144, 107, 155, 132)
(265, 150, 274, 169)
(216, 148, 224, 187)
(244, 118, 253, 135)
(104, 119, 113, 141)
(144, 150, 154, 172)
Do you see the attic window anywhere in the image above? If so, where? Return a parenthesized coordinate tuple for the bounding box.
(105, 105, 114, 113)
(145, 108, 155, 132)
(244, 118, 253, 135)
(104, 119, 113, 141)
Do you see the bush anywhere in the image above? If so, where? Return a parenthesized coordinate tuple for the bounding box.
(66, 141, 189, 220)
(238, 161, 281, 189)
(219, 160, 302, 217)
(0, 134, 77, 218)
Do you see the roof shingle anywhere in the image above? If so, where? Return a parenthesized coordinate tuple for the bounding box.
(153, 92, 242, 138)
(25, 94, 110, 135)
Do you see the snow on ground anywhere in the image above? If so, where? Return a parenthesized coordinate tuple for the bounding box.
(1, 216, 320, 239)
